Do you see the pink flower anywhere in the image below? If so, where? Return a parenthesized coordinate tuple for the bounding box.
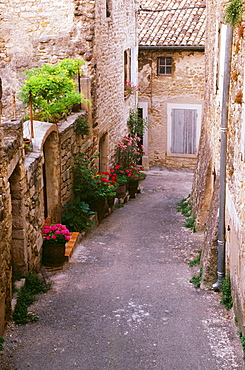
(65, 236, 70, 241)
(55, 230, 61, 234)
(46, 236, 51, 240)
(42, 228, 50, 234)
(51, 235, 57, 239)
(51, 225, 57, 231)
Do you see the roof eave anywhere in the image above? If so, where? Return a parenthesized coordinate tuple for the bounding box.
(139, 45, 205, 51)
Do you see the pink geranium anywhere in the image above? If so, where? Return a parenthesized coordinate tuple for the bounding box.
(42, 223, 70, 245)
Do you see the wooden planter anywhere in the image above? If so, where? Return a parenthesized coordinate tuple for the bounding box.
(128, 179, 139, 198)
(88, 197, 107, 221)
(42, 242, 66, 267)
(116, 183, 127, 198)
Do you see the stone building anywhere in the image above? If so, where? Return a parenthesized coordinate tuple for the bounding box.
(138, 0, 206, 169)
(192, 0, 245, 330)
(0, 0, 138, 334)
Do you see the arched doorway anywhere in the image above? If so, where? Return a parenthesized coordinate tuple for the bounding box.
(43, 131, 61, 223)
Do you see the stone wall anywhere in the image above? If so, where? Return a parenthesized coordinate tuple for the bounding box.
(0, 0, 138, 166)
(0, 121, 23, 335)
(138, 49, 205, 168)
(192, 0, 245, 330)
(0, 0, 95, 120)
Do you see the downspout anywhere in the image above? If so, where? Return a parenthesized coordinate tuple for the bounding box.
(213, 25, 233, 290)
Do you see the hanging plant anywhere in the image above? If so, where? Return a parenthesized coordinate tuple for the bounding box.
(225, 0, 243, 27)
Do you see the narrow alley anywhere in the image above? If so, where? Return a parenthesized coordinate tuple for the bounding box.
(2, 167, 244, 369)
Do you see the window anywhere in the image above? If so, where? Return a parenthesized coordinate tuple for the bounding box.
(106, 0, 112, 18)
(167, 104, 202, 156)
(124, 49, 131, 83)
(158, 57, 172, 75)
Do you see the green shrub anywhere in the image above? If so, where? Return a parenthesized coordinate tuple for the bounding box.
(190, 268, 202, 288)
(220, 274, 233, 310)
(13, 273, 50, 325)
(19, 58, 88, 123)
(127, 108, 148, 137)
(225, 0, 243, 27)
(189, 249, 202, 267)
(0, 336, 5, 351)
(75, 115, 90, 136)
(62, 197, 94, 232)
(177, 195, 196, 232)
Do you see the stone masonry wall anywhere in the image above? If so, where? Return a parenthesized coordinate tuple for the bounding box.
(0, 121, 23, 335)
(192, 0, 245, 330)
(0, 0, 95, 120)
(0, 0, 138, 166)
(93, 0, 138, 167)
(138, 49, 205, 168)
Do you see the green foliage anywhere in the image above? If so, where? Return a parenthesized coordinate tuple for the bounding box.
(189, 249, 202, 267)
(225, 0, 243, 27)
(73, 152, 117, 203)
(0, 337, 4, 351)
(62, 197, 94, 232)
(190, 268, 202, 288)
(220, 274, 233, 310)
(13, 273, 50, 325)
(238, 331, 245, 362)
(75, 115, 90, 136)
(19, 58, 87, 123)
(127, 109, 148, 137)
(177, 195, 196, 232)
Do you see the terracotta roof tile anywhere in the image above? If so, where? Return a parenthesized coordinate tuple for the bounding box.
(139, 0, 206, 47)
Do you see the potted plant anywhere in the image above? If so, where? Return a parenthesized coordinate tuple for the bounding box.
(124, 81, 139, 97)
(42, 223, 70, 267)
(19, 58, 89, 123)
(126, 165, 146, 198)
(23, 138, 32, 154)
(73, 152, 117, 220)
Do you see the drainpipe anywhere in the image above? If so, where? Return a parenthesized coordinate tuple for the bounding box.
(213, 25, 233, 290)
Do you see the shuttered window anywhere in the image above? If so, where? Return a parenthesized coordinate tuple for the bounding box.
(171, 109, 197, 154)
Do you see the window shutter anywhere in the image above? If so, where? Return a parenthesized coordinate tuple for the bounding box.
(171, 109, 197, 154)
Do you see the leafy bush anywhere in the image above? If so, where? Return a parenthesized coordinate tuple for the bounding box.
(13, 273, 50, 325)
(189, 268, 202, 288)
(62, 197, 95, 232)
(19, 58, 87, 123)
(189, 249, 202, 267)
(177, 195, 196, 232)
(225, 0, 243, 26)
(220, 274, 233, 310)
(75, 115, 90, 136)
(127, 108, 148, 138)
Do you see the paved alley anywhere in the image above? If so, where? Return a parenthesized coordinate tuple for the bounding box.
(2, 167, 244, 370)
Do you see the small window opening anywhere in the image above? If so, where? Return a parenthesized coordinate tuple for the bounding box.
(106, 0, 112, 17)
(158, 57, 172, 75)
